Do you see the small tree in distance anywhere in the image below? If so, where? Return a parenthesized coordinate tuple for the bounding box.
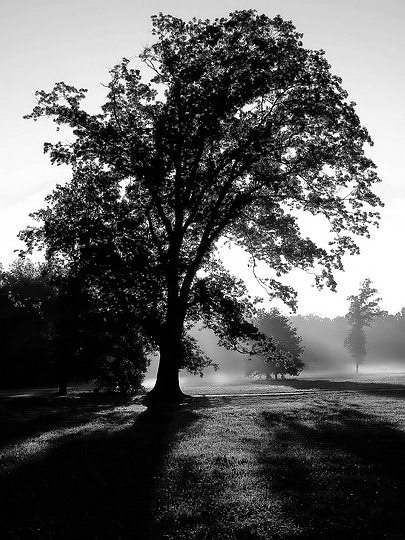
(22, 11, 382, 402)
(345, 278, 385, 373)
(247, 308, 304, 379)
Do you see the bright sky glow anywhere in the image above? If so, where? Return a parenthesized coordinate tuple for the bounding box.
(1, 0, 404, 317)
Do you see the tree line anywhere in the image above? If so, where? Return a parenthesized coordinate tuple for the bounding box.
(0, 259, 304, 392)
(3, 255, 400, 393)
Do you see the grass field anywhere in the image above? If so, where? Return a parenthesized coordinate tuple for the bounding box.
(1, 373, 405, 539)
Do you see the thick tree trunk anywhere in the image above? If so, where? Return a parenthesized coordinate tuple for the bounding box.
(146, 348, 186, 404)
(145, 250, 193, 404)
(146, 314, 189, 405)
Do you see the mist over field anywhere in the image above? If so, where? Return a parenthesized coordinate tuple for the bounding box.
(145, 312, 405, 390)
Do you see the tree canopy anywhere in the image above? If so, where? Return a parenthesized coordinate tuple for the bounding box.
(22, 10, 382, 401)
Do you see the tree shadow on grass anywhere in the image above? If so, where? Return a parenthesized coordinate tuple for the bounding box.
(0, 400, 200, 540)
(4, 393, 405, 539)
(255, 402, 405, 539)
(0, 393, 136, 449)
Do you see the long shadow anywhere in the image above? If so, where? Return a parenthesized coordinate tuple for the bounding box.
(0, 393, 136, 449)
(0, 401, 200, 540)
(268, 377, 405, 399)
(255, 403, 405, 539)
(4, 392, 405, 539)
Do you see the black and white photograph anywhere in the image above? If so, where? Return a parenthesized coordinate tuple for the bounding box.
(1, 1, 404, 538)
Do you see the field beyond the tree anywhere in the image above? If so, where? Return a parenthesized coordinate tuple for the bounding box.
(1, 373, 405, 539)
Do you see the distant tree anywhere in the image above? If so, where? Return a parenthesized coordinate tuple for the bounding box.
(22, 11, 382, 402)
(345, 278, 385, 373)
(247, 308, 304, 379)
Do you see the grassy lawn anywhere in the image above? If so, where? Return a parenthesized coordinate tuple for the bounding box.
(1, 379, 405, 539)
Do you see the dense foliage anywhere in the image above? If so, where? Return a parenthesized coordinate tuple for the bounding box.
(22, 11, 382, 400)
(0, 260, 54, 386)
(0, 260, 148, 393)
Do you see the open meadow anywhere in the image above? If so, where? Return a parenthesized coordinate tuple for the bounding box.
(1, 372, 405, 539)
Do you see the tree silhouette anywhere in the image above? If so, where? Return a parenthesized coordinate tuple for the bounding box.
(41, 266, 152, 395)
(0, 259, 149, 393)
(345, 278, 384, 373)
(247, 308, 304, 379)
(22, 11, 382, 402)
(0, 259, 55, 386)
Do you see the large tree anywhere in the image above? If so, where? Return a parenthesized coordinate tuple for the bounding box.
(22, 11, 382, 401)
(345, 278, 385, 373)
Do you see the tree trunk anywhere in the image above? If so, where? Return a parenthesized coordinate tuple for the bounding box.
(145, 253, 192, 405)
(56, 351, 69, 396)
(355, 362, 359, 374)
(146, 352, 185, 404)
(146, 317, 188, 405)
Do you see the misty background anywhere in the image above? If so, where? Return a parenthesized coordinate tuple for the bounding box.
(151, 309, 405, 386)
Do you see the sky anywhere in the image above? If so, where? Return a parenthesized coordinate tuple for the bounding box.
(1, 0, 404, 317)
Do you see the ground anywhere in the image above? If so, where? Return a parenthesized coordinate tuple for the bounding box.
(1, 372, 405, 539)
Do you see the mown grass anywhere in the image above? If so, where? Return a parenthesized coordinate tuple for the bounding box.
(1, 384, 405, 539)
